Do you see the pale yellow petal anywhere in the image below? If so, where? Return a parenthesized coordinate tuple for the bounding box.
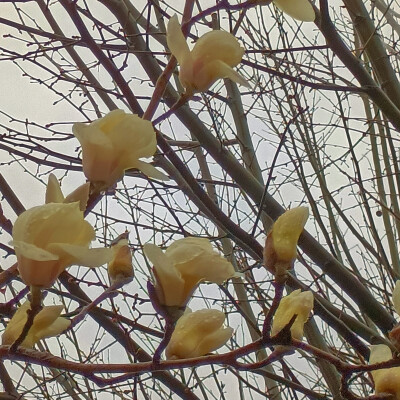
(191, 30, 244, 67)
(144, 243, 186, 306)
(272, 206, 309, 262)
(167, 14, 191, 65)
(64, 182, 90, 211)
(12, 241, 59, 261)
(45, 174, 65, 204)
(166, 309, 232, 359)
(271, 289, 314, 340)
(92, 109, 126, 133)
(194, 60, 249, 91)
(167, 238, 235, 284)
(2, 302, 70, 348)
(32, 305, 64, 331)
(393, 281, 400, 316)
(35, 317, 70, 339)
(273, 0, 315, 22)
(13, 202, 94, 251)
(48, 243, 113, 267)
(134, 160, 170, 181)
(370, 344, 400, 396)
(2, 301, 30, 346)
(166, 237, 212, 264)
(370, 344, 392, 364)
(193, 326, 233, 357)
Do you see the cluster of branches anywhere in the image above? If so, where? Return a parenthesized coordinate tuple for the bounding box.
(0, 0, 400, 399)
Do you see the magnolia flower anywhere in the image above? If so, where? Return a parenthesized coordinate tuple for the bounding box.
(165, 308, 233, 359)
(144, 237, 235, 307)
(45, 173, 90, 211)
(167, 15, 250, 94)
(264, 206, 309, 274)
(273, 0, 315, 22)
(2, 301, 70, 348)
(108, 233, 134, 284)
(271, 289, 314, 340)
(73, 109, 167, 187)
(12, 202, 112, 288)
(370, 344, 400, 397)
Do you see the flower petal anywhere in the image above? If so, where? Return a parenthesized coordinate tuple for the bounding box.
(12, 241, 59, 261)
(134, 160, 170, 181)
(273, 0, 315, 22)
(64, 182, 90, 212)
(48, 243, 113, 267)
(166, 237, 211, 264)
(191, 30, 245, 67)
(167, 14, 191, 65)
(144, 243, 185, 306)
(45, 174, 65, 204)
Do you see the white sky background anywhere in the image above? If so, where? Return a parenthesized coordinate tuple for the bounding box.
(0, 0, 399, 399)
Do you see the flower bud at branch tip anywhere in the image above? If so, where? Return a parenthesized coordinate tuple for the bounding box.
(264, 206, 309, 280)
(108, 232, 134, 285)
(165, 308, 233, 359)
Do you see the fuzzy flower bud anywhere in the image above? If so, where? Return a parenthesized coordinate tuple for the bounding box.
(271, 289, 314, 340)
(2, 301, 70, 348)
(73, 109, 167, 187)
(144, 237, 235, 307)
(370, 344, 400, 397)
(273, 0, 315, 22)
(167, 15, 250, 94)
(12, 202, 112, 288)
(165, 308, 233, 359)
(108, 233, 134, 284)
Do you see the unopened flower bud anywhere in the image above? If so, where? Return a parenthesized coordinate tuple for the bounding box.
(165, 308, 233, 359)
(108, 232, 134, 284)
(264, 206, 309, 280)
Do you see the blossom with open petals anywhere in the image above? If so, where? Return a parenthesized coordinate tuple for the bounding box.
(370, 344, 400, 398)
(165, 308, 233, 359)
(167, 15, 250, 94)
(2, 301, 70, 348)
(144, 237, 235, 307)
(264, 206, 309, 274)
(271, 289, 314, 340)
(12, 202, 112, 288)
(45, 173, 90, 211)
(273, 0, 315, 22)
(73, 109, 167, 187)
(108, 233, 134, 284)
